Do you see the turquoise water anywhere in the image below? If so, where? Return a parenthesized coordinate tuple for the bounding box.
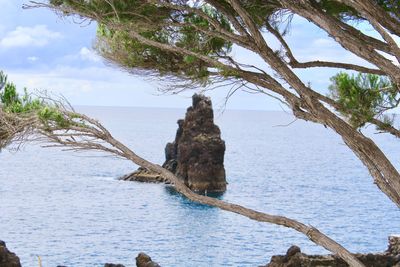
(1, 107, 399, 266)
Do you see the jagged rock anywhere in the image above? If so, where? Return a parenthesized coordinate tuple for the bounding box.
(389, 235, 400, 256)
(136, 253, 160, 267)
(121, 94, 227, 192)
(263, 235, 400, 267)
(104, 264, 125, 267)
(285, 245, 300, 259)
(163, 94, 227, 192)
(0, 240, 21, 267)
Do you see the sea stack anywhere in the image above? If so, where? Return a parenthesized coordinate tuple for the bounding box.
(163, 94, 227, 192)
(121, 94, 227, 193)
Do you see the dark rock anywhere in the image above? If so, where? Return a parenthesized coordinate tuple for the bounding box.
(136, 252, 160, 267)
(285, 245, 301, 259)
(163, 94, 227, 192)
(264, 252, 397, 267)
(389, 235, 400, 256)
(104, 264, 125, 267)
(121, 94, 227, 192)
(263, 236, 400, 267)
(0, 240, 21, 267)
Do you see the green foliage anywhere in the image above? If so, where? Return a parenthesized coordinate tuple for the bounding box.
(317, 0, 399, 21)
(49, 1, 237, 83)
(49, 0, 400, 85)
(242, 0, 281, 26)
(0, 71, 43, 114)
(329, 72, 398, 127)
(46, 1, 399, 130)
(375, 0, 400, 18)
(48, 0, 399, 86)
(318, 0, 360, 20)
(0, 71, 71, 128)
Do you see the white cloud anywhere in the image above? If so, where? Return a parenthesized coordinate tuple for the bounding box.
(0, 25, 62, 48)
(6, 66, 142, 96)
(79, 47, 101, 62)
(27, 56, 39, 62)
(0, 0, 12, 8)
(0, 25, 5, 36)
(3, 64, 282, 110)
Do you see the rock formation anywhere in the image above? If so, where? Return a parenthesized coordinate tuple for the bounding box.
(121, 94, 227, 192)
(0, 240, 21, 267)
(136, 252, 160, 267)
(263, 235, 400, 267)
(120, 167, 168, 184)
(103, 253, 160, 267)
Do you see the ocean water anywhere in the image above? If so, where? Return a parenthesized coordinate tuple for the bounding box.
(1, 106, 399, 267)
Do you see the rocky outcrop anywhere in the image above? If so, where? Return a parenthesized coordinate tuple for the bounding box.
(121, 94, 227, 192)
(263, 235, 400, 267)
(0, 240, 21, 267)
(164, 94, 226, 192)
(389, 235, 400, 256)
(103, 253, 160, 267)
(136, 253, 160, 267)
(120, 167, 168, 184)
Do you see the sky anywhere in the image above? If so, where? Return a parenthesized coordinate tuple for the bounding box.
(0, 0, 394, 110)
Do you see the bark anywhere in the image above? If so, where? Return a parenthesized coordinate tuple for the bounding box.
(279, 0, 400, 88)
(312, 104, 400, 206)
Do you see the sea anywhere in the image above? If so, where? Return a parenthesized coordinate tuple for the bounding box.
(1, 106, 399, 267)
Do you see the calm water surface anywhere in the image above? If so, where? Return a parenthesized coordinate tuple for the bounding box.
(1, 107, 399, 266)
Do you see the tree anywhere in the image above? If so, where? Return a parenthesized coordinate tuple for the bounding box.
(25, 0, 400, 208)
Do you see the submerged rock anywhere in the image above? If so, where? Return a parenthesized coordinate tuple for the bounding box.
(263, 235, 400, 267)
(120, 167, 168, 184)
(0, 240, 21, 267)
(121, 94, 227, 192)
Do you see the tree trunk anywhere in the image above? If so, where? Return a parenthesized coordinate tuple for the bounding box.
(309, 103, 400, 207)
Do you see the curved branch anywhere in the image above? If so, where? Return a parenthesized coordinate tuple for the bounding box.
(333, 0, 400, 63)
(280, 0, 400, 87)
(334, 0, 400, 38)
(369, 118, 400, 138)
(290, 60, 385, 75)
(265, 22, 385, 75)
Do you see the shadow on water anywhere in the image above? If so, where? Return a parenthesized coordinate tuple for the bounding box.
(164, 185, 225, 209)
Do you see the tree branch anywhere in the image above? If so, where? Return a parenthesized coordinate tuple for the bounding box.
(280, 0, 400, 88)
(265, 22, 385, 75)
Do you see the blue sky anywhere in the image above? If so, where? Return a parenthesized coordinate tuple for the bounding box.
(0, 0, 391, 110)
